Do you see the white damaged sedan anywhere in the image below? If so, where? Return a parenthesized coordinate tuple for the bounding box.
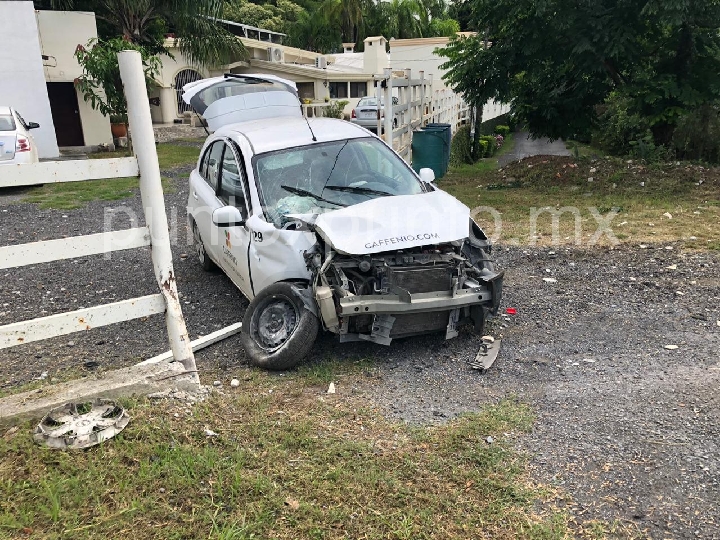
(184, 75, 503, 370)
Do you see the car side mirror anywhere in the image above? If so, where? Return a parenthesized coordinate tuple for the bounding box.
(212, 206, 245, 227)
(418, 168, 435, 184)
(27, 122, 40, 130)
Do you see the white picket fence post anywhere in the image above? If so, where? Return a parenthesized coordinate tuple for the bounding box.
(118, 50, 197, 375)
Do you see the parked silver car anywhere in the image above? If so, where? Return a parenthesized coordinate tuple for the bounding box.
(350, 96, 398, 133)
(0, 106, 40, 165)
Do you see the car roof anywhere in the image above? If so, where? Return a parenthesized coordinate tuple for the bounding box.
(217, 116, 375, 155)
(0, 106, 12, 115)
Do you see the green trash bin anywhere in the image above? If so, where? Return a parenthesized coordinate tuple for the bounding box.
(424, 123, 452, 173)
(411, 129, 447, 180)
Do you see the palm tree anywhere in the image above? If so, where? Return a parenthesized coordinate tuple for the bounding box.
(391, 0, 426, 39)
(287, 7, 341, 53)
(41, 0, 245, 66)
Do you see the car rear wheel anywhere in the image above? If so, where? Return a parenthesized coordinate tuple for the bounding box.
(241, 282, 319, 370)
(192, 220, 216, 271)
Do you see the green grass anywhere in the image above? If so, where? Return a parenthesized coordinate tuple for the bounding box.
(89, 143, 200, 170)
(450, 133, 517, 178)
(0, 370, 577, 540)
(21, 143, 200, 210)
(22, 176, 175, 210)
(442, 154, 720, 246)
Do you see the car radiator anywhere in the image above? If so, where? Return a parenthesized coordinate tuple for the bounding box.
(387, 265, 452, 294)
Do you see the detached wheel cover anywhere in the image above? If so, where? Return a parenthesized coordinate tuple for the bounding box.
(250, 295, 300, 352)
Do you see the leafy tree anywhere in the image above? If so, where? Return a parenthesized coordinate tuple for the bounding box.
(286, 2, 342, 52)
(439, 0, 720, 148)
(74, 37, 160, 121)
(223, 0, 305, 35)
(427, 17, 460, 37)
(39, 0, 246, 66)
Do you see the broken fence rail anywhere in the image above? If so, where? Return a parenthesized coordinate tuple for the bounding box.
(0, 50, 197, 376)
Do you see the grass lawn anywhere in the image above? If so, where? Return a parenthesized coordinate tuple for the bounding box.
(442, 154, 720, 248)
(20, 143, 200, 210)
(0, 364, 584, 540)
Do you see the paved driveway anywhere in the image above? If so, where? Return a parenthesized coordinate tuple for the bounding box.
(499, 131, 571, 166)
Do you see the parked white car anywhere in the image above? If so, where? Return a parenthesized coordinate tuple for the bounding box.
(350, 96, 398, 132)
(183, 75, 503, 370)
(0, 106, 40, 165)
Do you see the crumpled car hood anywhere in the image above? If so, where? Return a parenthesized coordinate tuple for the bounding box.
(313, 190, 470, 255)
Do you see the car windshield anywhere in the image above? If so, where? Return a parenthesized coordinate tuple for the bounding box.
(254, 137, 426, 227)
(0, 114, 16, 132)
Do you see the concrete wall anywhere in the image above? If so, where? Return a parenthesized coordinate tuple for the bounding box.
(36, 10, 112, 147)
(391, 36, 510, 123)
(390, 37, 452, 90)
(0, 1, 59, 158)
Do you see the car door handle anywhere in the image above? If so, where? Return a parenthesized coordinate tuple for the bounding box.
(192, 191, 199, 200)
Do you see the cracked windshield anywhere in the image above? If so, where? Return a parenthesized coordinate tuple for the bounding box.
(253, 137, 425, 227)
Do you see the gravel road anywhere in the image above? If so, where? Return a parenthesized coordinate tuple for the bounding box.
(1, 156, 718, 538)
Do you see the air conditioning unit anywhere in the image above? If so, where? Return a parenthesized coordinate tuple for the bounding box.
(267, 47, 284, 63)
(315, 56, 327, 69)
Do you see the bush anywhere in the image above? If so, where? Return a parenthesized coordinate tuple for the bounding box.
(450, 124, 474, 165)
(592, 92, 651, 156)
(477, 139, 489, 158)
(480, 135, 496, 157)
(478, 112, 513, 136)
(629, 134, 674, 162)
(495, 125, 510, 137)
(323, 100, 349, 119)
(672, 103, 720, 163)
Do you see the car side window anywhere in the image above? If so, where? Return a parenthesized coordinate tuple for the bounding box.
(218, 143, 248, 213)
(199, 145, 211, 180)
(204, 141, 224, 191)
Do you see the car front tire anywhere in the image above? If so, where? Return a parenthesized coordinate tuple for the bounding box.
(241, 282, 319, 370)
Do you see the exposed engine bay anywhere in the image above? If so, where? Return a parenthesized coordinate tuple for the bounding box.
(306, 224, 503, 346)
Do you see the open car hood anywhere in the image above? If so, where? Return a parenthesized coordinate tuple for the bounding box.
(181, 74, 301, 131)
(313, 190, 470, 255)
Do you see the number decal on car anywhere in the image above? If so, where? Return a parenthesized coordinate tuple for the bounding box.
(253, 231, 263, 243)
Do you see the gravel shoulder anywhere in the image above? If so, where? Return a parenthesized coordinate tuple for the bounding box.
(1, 157, 718, 538)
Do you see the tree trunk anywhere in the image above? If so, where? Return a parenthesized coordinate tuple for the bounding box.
(471, 104, 482, 161)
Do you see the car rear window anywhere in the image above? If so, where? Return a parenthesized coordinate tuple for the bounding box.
(0, 114, 16, 131)
(357, 98, 378, 107)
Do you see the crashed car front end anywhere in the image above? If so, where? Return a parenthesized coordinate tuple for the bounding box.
(308, 222, 503, 345)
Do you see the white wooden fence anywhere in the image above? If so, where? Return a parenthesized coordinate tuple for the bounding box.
(374, 68, 470, 161)
(0, 50, 197, 376)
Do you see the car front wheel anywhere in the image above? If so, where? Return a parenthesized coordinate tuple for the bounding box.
(241, 282, 319, 370)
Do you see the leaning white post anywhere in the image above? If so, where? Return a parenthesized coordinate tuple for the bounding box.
(383, 67, 393, 149)
(118, 50, 197, 375)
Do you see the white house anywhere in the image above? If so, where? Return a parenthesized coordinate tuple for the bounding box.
(36, 10, 113, 150)
(0, 1, 59, 158)
(0, 2, 113, 157)
(151, 33, 392, 125)
(390, 35, 509, 123)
